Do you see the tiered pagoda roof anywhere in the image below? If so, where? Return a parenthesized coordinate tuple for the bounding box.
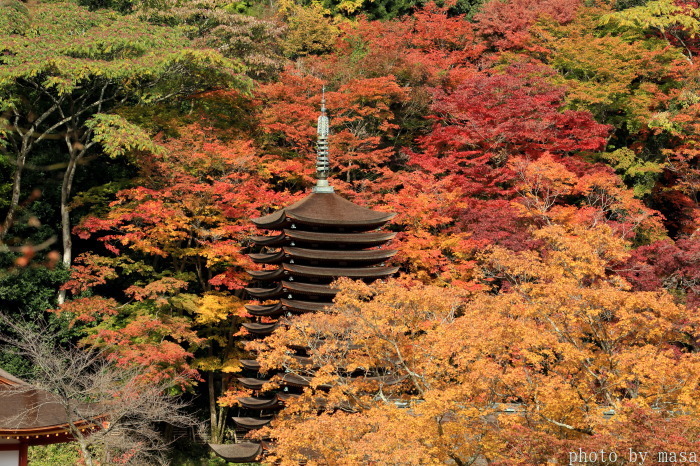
(241, 192, 398, 324)
(210, 92, 399, 463)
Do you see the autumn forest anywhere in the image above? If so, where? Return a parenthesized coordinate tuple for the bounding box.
(1, 0, 700, 463)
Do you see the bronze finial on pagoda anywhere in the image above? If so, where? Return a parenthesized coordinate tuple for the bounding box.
(313, 87, 333, 194)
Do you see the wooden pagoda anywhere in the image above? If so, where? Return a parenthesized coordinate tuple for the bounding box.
(210, 93, 398, 463)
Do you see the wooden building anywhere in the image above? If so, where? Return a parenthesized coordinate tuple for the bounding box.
(210, 94, 398, 463)
(0, 368, 93, 466)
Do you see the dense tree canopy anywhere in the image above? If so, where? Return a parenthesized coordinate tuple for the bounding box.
(1, 0, 699, 463)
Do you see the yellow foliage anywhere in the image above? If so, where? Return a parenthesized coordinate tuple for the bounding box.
(250, 219, 700, 463)
(281, 3, 341, 57)
(220, 358, 242, 373)
(194, 292, 243, 325)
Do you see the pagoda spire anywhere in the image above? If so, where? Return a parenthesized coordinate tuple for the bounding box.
(312, 87, 333, 193)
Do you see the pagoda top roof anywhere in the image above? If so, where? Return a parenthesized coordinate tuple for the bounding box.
(252, 192, 394, 230)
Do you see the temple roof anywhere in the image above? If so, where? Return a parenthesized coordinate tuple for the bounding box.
(249, 250, 285, 264)
(0, 368, 26, 386)
(251, 230, 396, 248)
(282, 281, 339, 297)
(245, 284, 283, 299)
(276, 393, 300, 403)
(244, 299, 330, 316)
(237, 396, 280, 410)
(280, 373, 312, 388)
(210, 442, 262, 463)
(237, 377, 270, 390)
(245, 281, 340, 299)
(247, 268, 285, 281)
(251, 247, 397, 265)
(284, 246, 397, 262)
(291, 355, 313, 366)
(242, 322, 279, 335)
(252, 193, 394, 230)
(239, 359, 261, 371)
(245, 302, 284, 317)
(0, 369, 97, 443)
(1, 389, 74, 431)
(232, 417, 272, 430)
(283, 263, 399, 279)
(247, 264, 399, 281)
(280, 299, 330, 313)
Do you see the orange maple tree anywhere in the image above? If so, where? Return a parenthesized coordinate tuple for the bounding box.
(249, 215, 700, 464)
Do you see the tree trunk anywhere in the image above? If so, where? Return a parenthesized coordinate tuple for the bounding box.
(66, 420, 94, 466)
(1, 148, 26, 241)
(208, 369, 221, 443)
(217, 404, 228, 442)
(76, 439, 95, 466)
(57, 152, 78, 305)
(60, 157, 75, 268)
(57, 130, 90, 304)
(1, 99, 63, 240)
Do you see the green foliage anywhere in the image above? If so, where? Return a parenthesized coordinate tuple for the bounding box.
(28, 443, 81, 466)
(71, 180, 133, 216)
(0, 153, 11, 211)
(77, 0, 169, 13)
(595, 148, 665, 196)
(614, 0, 650, 10)
(528, 7, 684, 195)
(289, 0, 484, 20)
(0, 265, 68, 313)
(534, 10, 683, 133)
(0, 2, 246, 100)
(379, 0, 484, 19)
(86, 114, 166, 158)
(0, 265, 72, 375)
(440, 0, 485, 18)
(0, 0, 29, 35)
(140, 0, 285, 80)
(600, 0, 700, 38)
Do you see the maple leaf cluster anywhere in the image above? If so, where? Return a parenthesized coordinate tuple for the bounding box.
(28, 0, 700, 456)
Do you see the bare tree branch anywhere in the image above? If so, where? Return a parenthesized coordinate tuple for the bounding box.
(0, 313, 202, 465)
